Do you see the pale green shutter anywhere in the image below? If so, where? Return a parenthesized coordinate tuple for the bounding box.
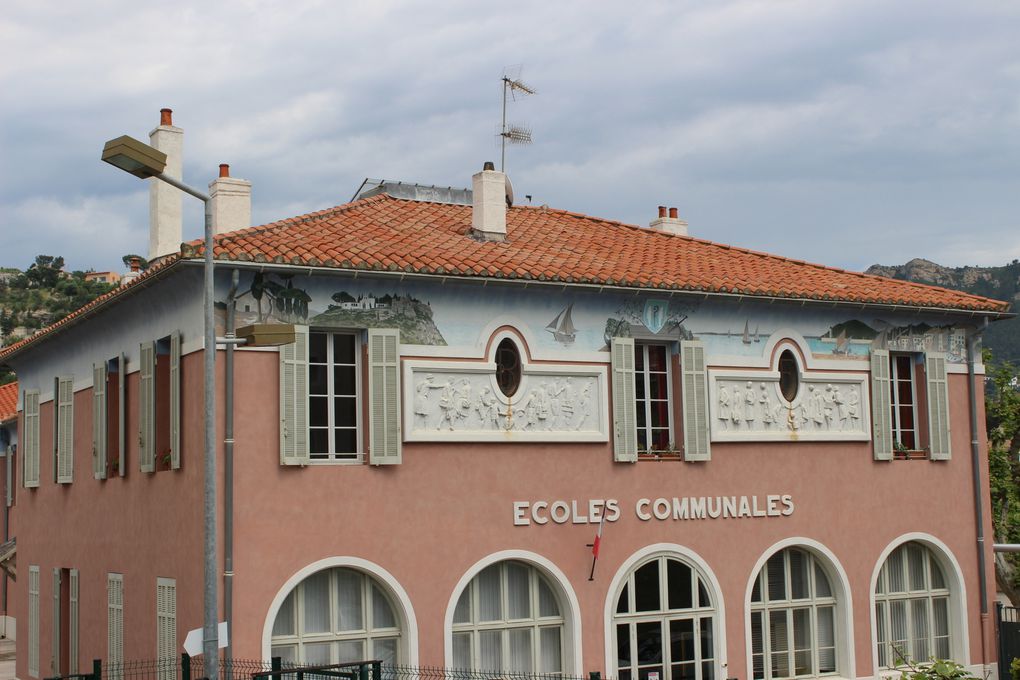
(52, 568, 60, 675)
(871, 349, 893, 461)
(117, 354, 126, 477)
(28, 565, 39, 677)
(139, 341, 155, 473)
(24, 389, 40, 488)
(108, 573, 124, 678)
(681, 340, 711, 461)
(170, 332, 181, 470)
(93, 363, 108, 479)
(57, 377, 74, 484)
(611, 337, 638, 462)
(279, 325, 310, 465)
(156, 578, 176, 680)
(368, 329, 401, 465)
(926, 352, 951, 460)
(69, 569, 79, 675)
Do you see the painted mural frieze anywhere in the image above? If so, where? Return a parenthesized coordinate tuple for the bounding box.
(709, 375, 870, 442)
(403, 363, 608, 442)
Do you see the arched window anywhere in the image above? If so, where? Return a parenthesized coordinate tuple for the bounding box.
(451, 561, 565, 673)
(750, 548, 837, 679)
(271, 568, 402, 665)
(874, 542, 951, 667)
(495, 339, 522, 397)
(778, 350, 799, 403)
(613, 555, 718, 680)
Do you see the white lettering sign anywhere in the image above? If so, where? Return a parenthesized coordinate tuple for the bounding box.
(514, 495, 793, 525)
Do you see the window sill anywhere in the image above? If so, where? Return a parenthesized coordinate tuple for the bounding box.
(638, 452, 683, 462)
(893, 450, 929, 460)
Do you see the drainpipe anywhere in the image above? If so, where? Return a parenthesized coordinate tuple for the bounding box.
(967, 317, 990, 665)
(224, 269, 239, 664)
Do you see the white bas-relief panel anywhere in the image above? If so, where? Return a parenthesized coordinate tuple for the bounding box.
(708, 371, 871, 442)
(402, 359, 608, 442)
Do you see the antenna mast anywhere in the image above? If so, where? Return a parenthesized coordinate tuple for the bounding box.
(500, 68, 535, 172)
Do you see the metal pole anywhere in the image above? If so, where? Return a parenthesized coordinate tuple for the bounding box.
(202, 195, 219, 678)
(224, 269, 239, 668)
(501, 77, 508, 172)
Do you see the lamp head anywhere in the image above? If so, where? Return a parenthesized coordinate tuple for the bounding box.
(101, 135, 167, 179)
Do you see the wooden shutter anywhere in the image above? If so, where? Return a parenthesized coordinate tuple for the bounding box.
(108, 573, 124, 674)
(871, 349, 893, 461)
(93, 363, 108, 479)
(369, 329, 401, 465)
(156, 578, 177, 679)
(139, 341, 155, 473)
(117, 353, 126, 477)
(279, 325, 310, 465)
(170, 331, 181, 470)
(611, 337, 638, 462)
(69, 569, 79, 675)
(24, 390, 40, 488)
(56, 377, 74, 484)
(28, 565, 39, 678)
(51, 568, 61, 675)
(681, 341, 711, 461)
(926, 352, 952, 460)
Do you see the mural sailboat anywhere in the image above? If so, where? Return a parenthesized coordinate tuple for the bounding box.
(546, 303, 577, 344)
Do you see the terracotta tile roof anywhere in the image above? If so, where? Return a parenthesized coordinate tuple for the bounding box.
(1, 193, 1009, 365)
(180, 194, 1009, 313)
(0, 382, 17, 424)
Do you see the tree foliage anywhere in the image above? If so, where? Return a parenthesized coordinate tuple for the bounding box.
(986, 351, 1020, 605)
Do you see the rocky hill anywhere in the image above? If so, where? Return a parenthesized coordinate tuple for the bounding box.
(865, 258, 1020, 364)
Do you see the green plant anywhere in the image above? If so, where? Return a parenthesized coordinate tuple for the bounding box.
(898, 658, 979, 680)
(1009, 657, 1020, 680)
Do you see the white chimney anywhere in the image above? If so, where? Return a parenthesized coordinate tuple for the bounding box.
(148, 108, 183, 261)
(649, 206, 688, 236)
(209, 164, 252, 235)
(471, 162, 507, 242)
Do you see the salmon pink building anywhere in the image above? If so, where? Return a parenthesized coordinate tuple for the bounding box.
(0, 111, 1013, 680)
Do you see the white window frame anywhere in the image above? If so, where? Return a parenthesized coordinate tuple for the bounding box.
(270, 567, 403, 665)
(635, 343, 674, 454)
(874, 542, 951, 668)
(749, 548, 839, 680)
(451, 560, 566, 675)
(307, 330, 363, 463)
(612, 554, 719, 680)
(889, 353, 919, 452)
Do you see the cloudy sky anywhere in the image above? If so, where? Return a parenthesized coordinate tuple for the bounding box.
(2, 0, 1019, 275)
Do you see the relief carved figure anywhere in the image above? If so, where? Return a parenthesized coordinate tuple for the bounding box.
(715, 377, 865, 436)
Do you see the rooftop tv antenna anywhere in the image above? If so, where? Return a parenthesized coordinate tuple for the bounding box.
(500, 66, 535, 172)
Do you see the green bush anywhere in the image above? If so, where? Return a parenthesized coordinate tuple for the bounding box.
(900, 659, 979, 680)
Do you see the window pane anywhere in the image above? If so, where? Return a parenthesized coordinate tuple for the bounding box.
(310, 365, 328, 395)
(310, 428, 329, 455)
(767, 554, 787, 602)
(373, 584, 396, 629)
(273, 591, 296, 636)
(373, 637, 398, 666)
(617, 623, 632, 669)
(751, 612, 765, 680)
(751, 575, 762, 603)
(508, 628, 533, 673)
(453, 632, 472, 668)
(667, 560, 693, 611)
(890, 600, 909, 660)
(650, 400, 669, 428)
(617, 584, 630, 614)
(818, 606, 836, 672)
(647, 346, 666, 372)
(876, 602, 888, 668)
(336, 640, 363, 664)
(888, 548, 906, 593)
(930, 557, 946, 589)
(648, 373, 668, 400)
(304, 642, 332, 665)
(478, 565, 502, 622)
(540, 627, 562, 673)
(507, 562, 531, 619)
(309, 333, 328, 364)
(636, 622, 663, 665)
(335, 366, 357, 396)
(271, 645, 296, 665)
(670, 619, 694, 663)
(933, 597, 949, 637)
(814, 563, 832, 598)
(336, 569, 363, 632)
(454, 590, 471, 624)
(303, 571, 330, 633)
(789, 550, 809, 600)
(698, 579, 711, 608)
(333, 334, 356, 364)
(897, 379, 914, 406)
(335, 396, 357, 427)
(538, 577, 560, 617)
(310, 396, 329, 427)
(635, 561, 661, 612)
(651, 428, 670, 451)
(478, 630, 502, 672)
(335, 429, 358, 455)
(912, 598, 930, 662)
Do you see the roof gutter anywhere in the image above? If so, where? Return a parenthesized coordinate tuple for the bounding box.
(175, 258, 1015, 320)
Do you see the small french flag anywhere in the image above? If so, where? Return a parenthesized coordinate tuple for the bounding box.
(588, 514, 606, 581)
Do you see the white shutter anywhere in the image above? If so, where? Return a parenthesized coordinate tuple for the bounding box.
(24, 390, 41, 488)
(69, 569, 79, 675)
(170, 331, 181, 470)
(156, 577, 177, 680)
(28, 565, 39, 678)
(369, 329, 401, 465)
(117, 353, 126, 477)
(871, 349, 893, 461)
(611, 337, 638, 462)
(681, 340, 711, 461)
(139, 341, 155, 473)
(926, 352, 951, 460)
(52, 568, 60, 675)
(280, 325, 310, 465)
(57, 377, 74, 484)
(108, 573, 124, 676)
(93, 363, 108, 479)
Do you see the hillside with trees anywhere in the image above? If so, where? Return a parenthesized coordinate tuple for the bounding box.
(0, 255, 117, 384)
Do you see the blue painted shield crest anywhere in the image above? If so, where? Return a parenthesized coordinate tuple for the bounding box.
(642, 299, 669, 334)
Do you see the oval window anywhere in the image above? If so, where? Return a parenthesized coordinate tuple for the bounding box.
(778, 349, 799, 402)
(496, 338, 522, 397)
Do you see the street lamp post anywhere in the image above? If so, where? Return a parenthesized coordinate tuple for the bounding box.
(102, 136, 220, 677)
